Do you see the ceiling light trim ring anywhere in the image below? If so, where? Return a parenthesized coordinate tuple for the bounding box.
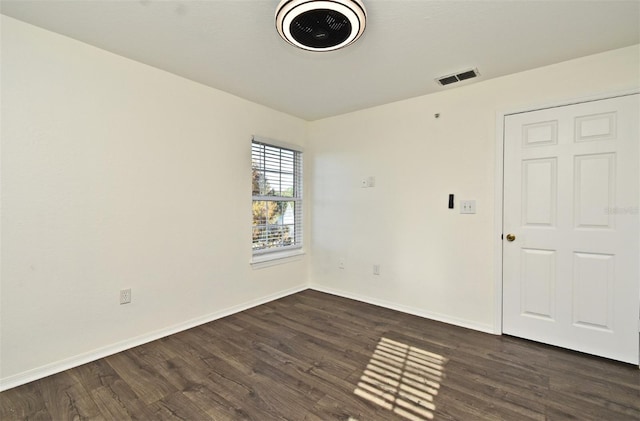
(275, 0, 367, 52)
(276, 0, 366, 51)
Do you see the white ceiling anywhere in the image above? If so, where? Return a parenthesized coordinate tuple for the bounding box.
(2, 0, 639, 120)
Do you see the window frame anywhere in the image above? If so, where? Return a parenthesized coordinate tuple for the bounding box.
(251, 137, 303, 263)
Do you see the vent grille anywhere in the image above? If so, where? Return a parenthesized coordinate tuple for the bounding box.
(437, 68, 480, 86)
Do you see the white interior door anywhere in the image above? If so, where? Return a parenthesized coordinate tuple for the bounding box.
(502, 94, 639, 364)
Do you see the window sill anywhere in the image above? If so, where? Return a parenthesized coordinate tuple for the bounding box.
(250, 249, 305, 269)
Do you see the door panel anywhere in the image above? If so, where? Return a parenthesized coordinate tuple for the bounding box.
(572, 252, 614, 331)
(522, 158, 557, 226)
(503, 94, 639, 364)
(574, 153, 615, 229)
(520, 248, 556, 320)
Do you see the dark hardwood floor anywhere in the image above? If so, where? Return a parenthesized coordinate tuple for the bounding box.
(1, 290, 639, 420)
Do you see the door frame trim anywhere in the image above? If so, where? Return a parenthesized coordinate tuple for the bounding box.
(493, 88, 640, 335)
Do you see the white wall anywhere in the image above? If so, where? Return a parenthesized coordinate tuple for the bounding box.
(0, 16, 308, 388)
(307, 45, 640, 332)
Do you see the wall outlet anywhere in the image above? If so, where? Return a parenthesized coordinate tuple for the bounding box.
(460, 200, 476, 214)
(120, 288, 131, 305)
(338, 258, 345, 269)
(373, 264, 380, 275)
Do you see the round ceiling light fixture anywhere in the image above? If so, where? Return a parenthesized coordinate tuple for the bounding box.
(275, 0, 367, 52)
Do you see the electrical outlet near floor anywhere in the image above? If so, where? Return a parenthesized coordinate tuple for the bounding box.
(120, 288, 131, 305)
(373, 264, 380, 275)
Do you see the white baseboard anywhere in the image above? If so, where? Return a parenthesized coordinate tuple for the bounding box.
(309, 284, 496, 335)
(0, 284, 307, 392)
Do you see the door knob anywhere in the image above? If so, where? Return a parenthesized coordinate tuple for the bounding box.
(506, 233, 516, 242)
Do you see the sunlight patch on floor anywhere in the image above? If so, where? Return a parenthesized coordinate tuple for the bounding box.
(354, 337, 447, 421)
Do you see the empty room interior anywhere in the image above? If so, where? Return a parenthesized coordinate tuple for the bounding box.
(1, 0, 639, 420)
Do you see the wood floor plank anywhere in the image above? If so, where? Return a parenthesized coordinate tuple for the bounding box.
(153, 357, 240, 420)
(127, 338, 180, 368)
(2, 289, 639, 420)
(253, 341, 385, 417)
(0, 382, 48, 420)
(67, 358, 138, 403)
(104, 350, 177, 405)
(36, 371, 104, 420)
(190, 323, 332, 406)
(245, 378, 326, 421)
(267, 308, 381, 358)
(549, 371, 639, 416)
(146, 391, 211, 420)
(90, 386, 140, 421)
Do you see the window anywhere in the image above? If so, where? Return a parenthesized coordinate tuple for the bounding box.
(251, 138, 302, 256)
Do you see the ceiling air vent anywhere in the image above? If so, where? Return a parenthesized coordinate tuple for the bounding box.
(436, 68, 480, 86)
(275, 0, 367, 52)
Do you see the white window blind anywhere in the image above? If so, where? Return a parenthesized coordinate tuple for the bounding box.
(251, 139, 302, 255)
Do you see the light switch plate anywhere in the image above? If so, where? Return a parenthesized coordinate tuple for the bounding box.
(460, 200, 476, 214)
